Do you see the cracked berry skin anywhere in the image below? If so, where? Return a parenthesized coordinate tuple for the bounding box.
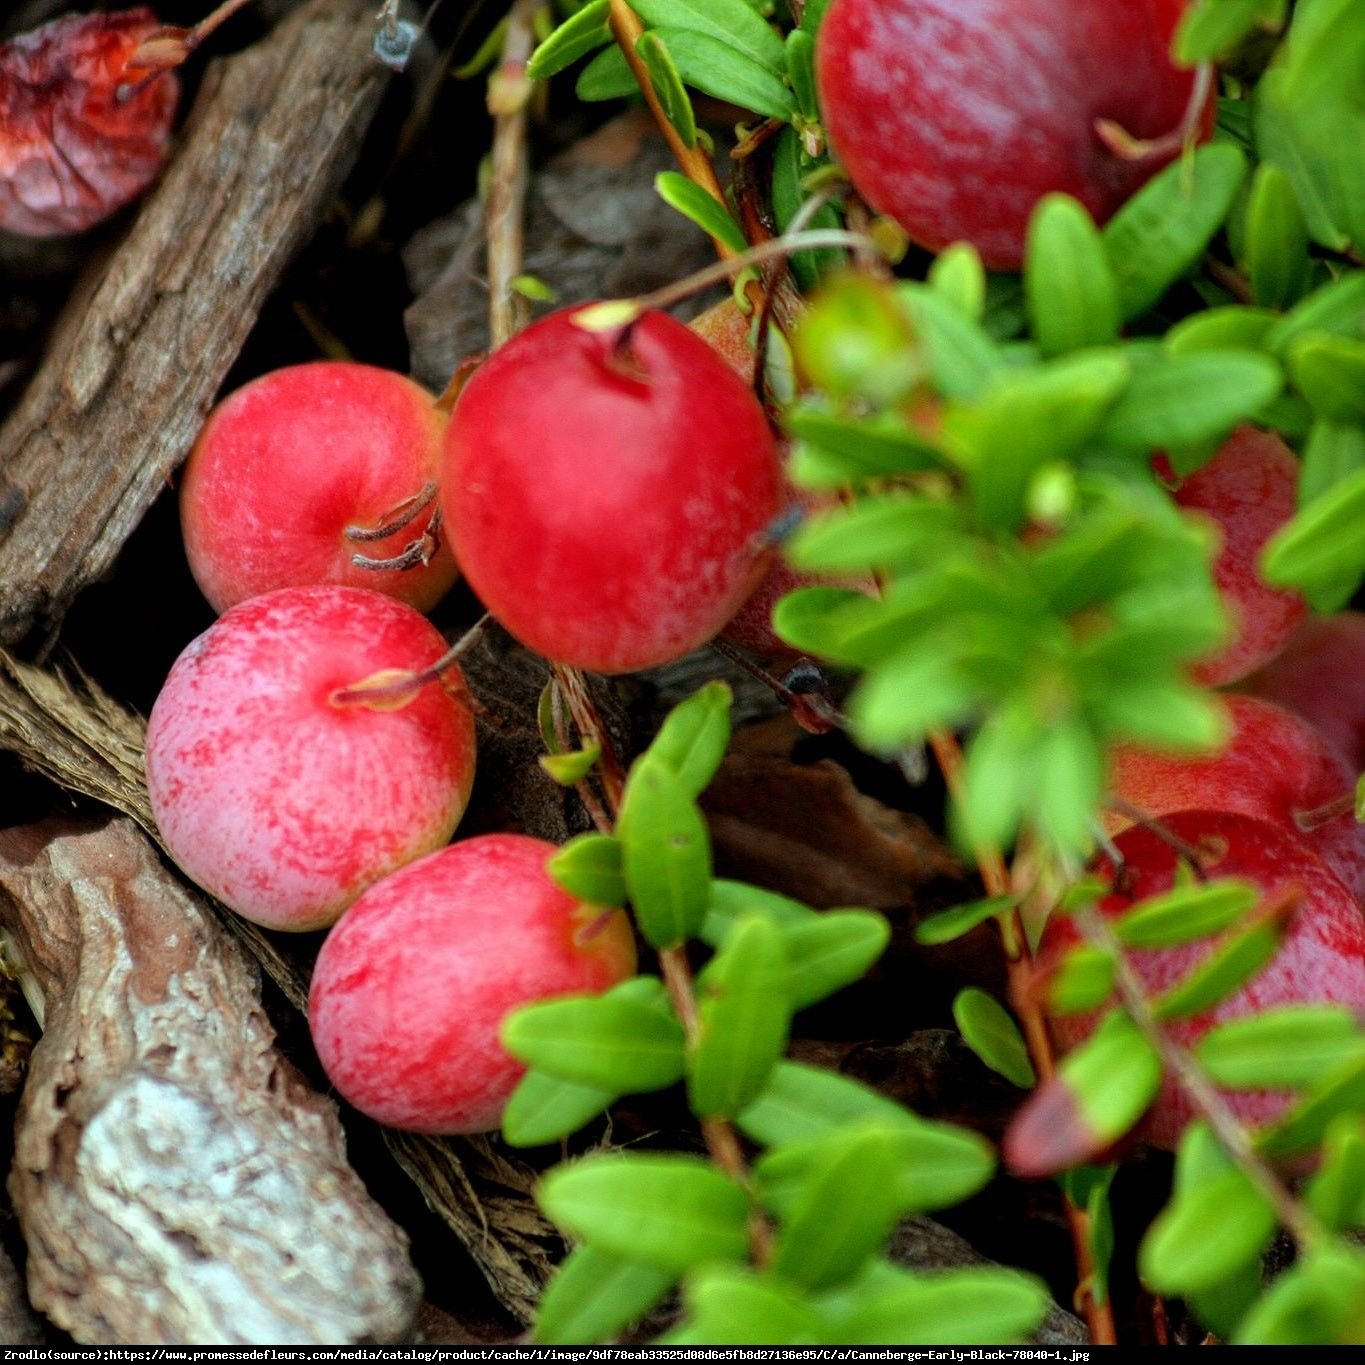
(146, 585, 476, 932)
(309, 834, 637, 1135)
(0, 9, 179, 236)
(817, 0, 1208, 269)
(442, 306, 782, 674)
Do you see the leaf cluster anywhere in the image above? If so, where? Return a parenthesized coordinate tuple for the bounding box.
(501, 684, 1049, 1344)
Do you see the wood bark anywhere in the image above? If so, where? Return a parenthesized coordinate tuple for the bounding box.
(0, 0, 387, 648)
(0, 816, 422, 1344)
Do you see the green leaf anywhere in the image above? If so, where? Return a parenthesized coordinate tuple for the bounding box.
(1264, 271, 1365, 355)
(1141, 1160, 1277, 1296)
(1061, 1164, 1118, 1308)
(796, 275, 925, 406)
(674, 1268, 828, 1345)
(501, 1069, 615, 1148)
(760, 1127, 937, 1287)
(1288, 333, 1365, 421)
(914, 894, 1017, 947)
(1095, 350, 1282, 452)
(502, 994, 686, 1091)
(1257, 1046, 1365, 1159)
(618, 756, 712, 949)
(1102, 143, 1248, 319)
(652, 28, 795, 120)
(1254, 0, 1365, 254)
(1025, 194, 1121, 356)
(527, 0, 611, 80)
(548, 833, 627, 907)
(701, 879, 811, 946)
(689, 914, 792, 1119)
(736, 1061, 915, 1149)
(1261, 466, 1365, 592)
(646, 680, 733, 799)
(1153, 914, 1286, 1021)
(533, 1244, 676, 1345)
(897, 284, 1005, 399)
(1006, 1012, 1162, 1175)
(783, 407, 944, 482)
(848, 637, 976, 751)
(929, 243, 987, 321)
(1306, 1118, 1365, 1231)
(770, 585, 869, 663)
(1175, 0, 1272, 61)
(953, 988, 1036, 1089)
(1234, 1242, 1365, 1345)
(637, 33, 697, 148)
(943, 351, 1131, 530)
(820, 1264, 1050, 1346)
(1035, 718, 1104, 853)
(576, 43, 637, 100)
(630, 0, 786, 74)
(1165, 305, 1279, 355)
(785, 28, 818, 119)
(1196, 1006, 1363, 1089)
(1299, 418, 1365, 506)
(779, 910, 890, 1009)
(787, 495, 959, 574)
(1245, 163, 1314, 309)
(771, 129, 845, 291)
(538, 1154, 750, 1274)
(1045, 945, 1119, 1016)
(1114, 878, 1260, 948)
(800, 0, 832, 34)
(654, 171, 746, 254)
(540, 742, 601, 785)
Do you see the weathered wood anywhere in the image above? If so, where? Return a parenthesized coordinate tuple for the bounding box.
(0, 816, 422, 1345)
(0, 0, 387, 648)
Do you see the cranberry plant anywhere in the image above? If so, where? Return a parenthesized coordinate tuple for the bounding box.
(510, 0, 1364, 1346)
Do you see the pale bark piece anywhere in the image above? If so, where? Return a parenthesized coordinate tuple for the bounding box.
(0, 818, 422, 1345)
(0, 0, 388, 648)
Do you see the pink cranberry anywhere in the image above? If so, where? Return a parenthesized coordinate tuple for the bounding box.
(1157, 426, 1307, 686)
(308, 834, 637, 1134)
(816, 0, 1210, 269)
(441, 306, 782, 674)
(180, 362, 456, 614)
(146, 585, 476, 932)
(1245, 612, 1365, 772)
(1042, 810, 1365, 1150)
(1108, 695, 1365, 900)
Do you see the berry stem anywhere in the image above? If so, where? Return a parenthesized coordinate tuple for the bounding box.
(485, 0, 537, 347)
(927, 728, 1119, 1345)
(606, 0, 735, 261)
(329, 614, 489, 709)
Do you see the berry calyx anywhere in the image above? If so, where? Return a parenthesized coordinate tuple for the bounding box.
(180, 362, 456, 615)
